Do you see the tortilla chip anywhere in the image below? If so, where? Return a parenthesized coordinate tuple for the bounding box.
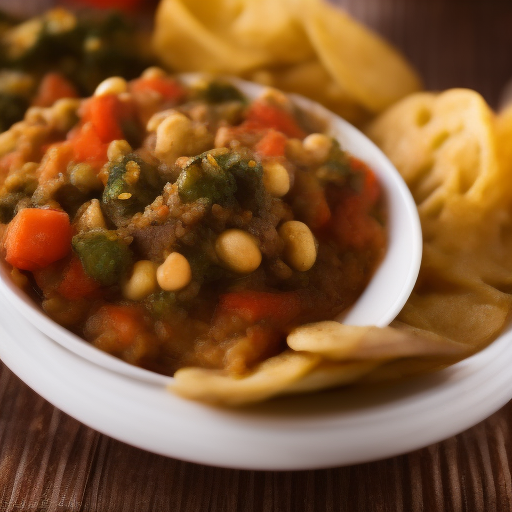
(171, 351, 321, 406)
(296, 0, 422, 112)
(152, 0, 422, 123)
(366, 89, 512, 354)
(287, 321, 467, 361)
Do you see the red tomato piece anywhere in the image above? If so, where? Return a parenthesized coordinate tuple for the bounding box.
(254, 129, 288, 157)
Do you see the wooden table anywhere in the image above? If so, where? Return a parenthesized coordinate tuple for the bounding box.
(2, 0, 512, 510)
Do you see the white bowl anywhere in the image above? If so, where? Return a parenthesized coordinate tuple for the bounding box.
(0, 75, 422, 384)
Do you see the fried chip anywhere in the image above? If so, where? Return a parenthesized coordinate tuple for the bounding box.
(171, 351, 321, 406)
(152, 0, 422, 123)
(366, 89, 512, 356)
(287, 321, 467, 361)
(295, 0, 422, 113)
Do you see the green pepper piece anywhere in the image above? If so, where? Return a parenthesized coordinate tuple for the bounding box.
(102, 153, 162, 227)
(177, 158, 236, 204)
(200, 81, 246, 104)
(72, 230, 132, 287)
(177, 150, 264, 210)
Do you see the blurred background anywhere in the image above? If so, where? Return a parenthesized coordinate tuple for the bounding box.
(0, 0, 510, 107)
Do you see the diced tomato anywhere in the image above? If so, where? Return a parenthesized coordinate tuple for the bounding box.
(68, 122, 109, 168)
(81, 95, 124, 143)
(32, 72, 79, 107)
(245, 101, 306, 139)
(217, 291, 303, 326)
(4, 209, 72, 271)
(57, 256, 100, 300)
(130, 77, 186, 103)
(254, 129, 288, 157)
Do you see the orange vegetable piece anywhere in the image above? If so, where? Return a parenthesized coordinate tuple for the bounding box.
(32, 72, 79, 107)
(254, 129, 288, 157)
(69, 122, 109, 169)
(82, 94, 124, 143)
(245, 101, 306, 139)
(218, 291, 302, 326)
(94, 305, 146, 348)
(57, 256, 100, 300)
(130, 77, 186, 102)
(4, 209, 72, 271)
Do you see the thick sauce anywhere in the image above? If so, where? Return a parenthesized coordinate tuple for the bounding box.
(0, 74, 386, 376)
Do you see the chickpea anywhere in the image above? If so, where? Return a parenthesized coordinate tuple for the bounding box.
(75, 199, 107, 232)
(262, 161, 290, 197)
(303, 133, 333, 163)
(278, 221, 317, 271)
(94, 76, 128, 97)
(141, 66, 167, 79)
(215, 229, 262, 274)
(107, 140, 132, 162)
(157, 252, 192, 291)
(123, 260, 158, 301)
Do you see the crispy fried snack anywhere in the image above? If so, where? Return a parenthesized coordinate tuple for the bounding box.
(152, 0, 422, 125)
(171, 89, 512, 406)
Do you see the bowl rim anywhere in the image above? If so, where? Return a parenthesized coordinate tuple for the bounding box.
(0, 73, 422, 385)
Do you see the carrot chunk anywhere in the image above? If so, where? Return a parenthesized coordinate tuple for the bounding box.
(4, 209, 72, 271)
(32, 72, 79, 107)
(93, 305, 146, 348)
(57, 256, 100, 300)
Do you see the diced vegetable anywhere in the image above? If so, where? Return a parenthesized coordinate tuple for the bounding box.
(130, 76, 186, 102)
(102, 153, 162, 226)
(254, 129, 287, 158)
(69, 122, 109, 169)
(57, 255, 100, 300)
(217, 291, 303, 326)
(81, 94, 124, 143)
(72, 230, 132, 286)
(4, 208, 72, 271)
(32, 72, 79, 107)
(90, 304, 146, 348)
(177, 150, 265, 209)
(177, 155, 237, 204)
(200, 81, 245, 104)
(245, 101, 306, 139)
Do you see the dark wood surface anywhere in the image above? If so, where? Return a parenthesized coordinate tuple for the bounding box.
(2, 0, 512, 510)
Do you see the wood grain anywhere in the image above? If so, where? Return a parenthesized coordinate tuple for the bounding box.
(1, 0, 512, 511)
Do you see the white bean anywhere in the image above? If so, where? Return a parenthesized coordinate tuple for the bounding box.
(303, 133, 333, 163)
(215, 229, 262, 274)
(262, 161, 290, 197)
(141, 66, 167, 79)
(94, 76, 128, 97)
(278, 221, 317, 271)
(123, 260, 158, 301)
(107, 140, 132, 162)
(157, 252, 192, 291)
